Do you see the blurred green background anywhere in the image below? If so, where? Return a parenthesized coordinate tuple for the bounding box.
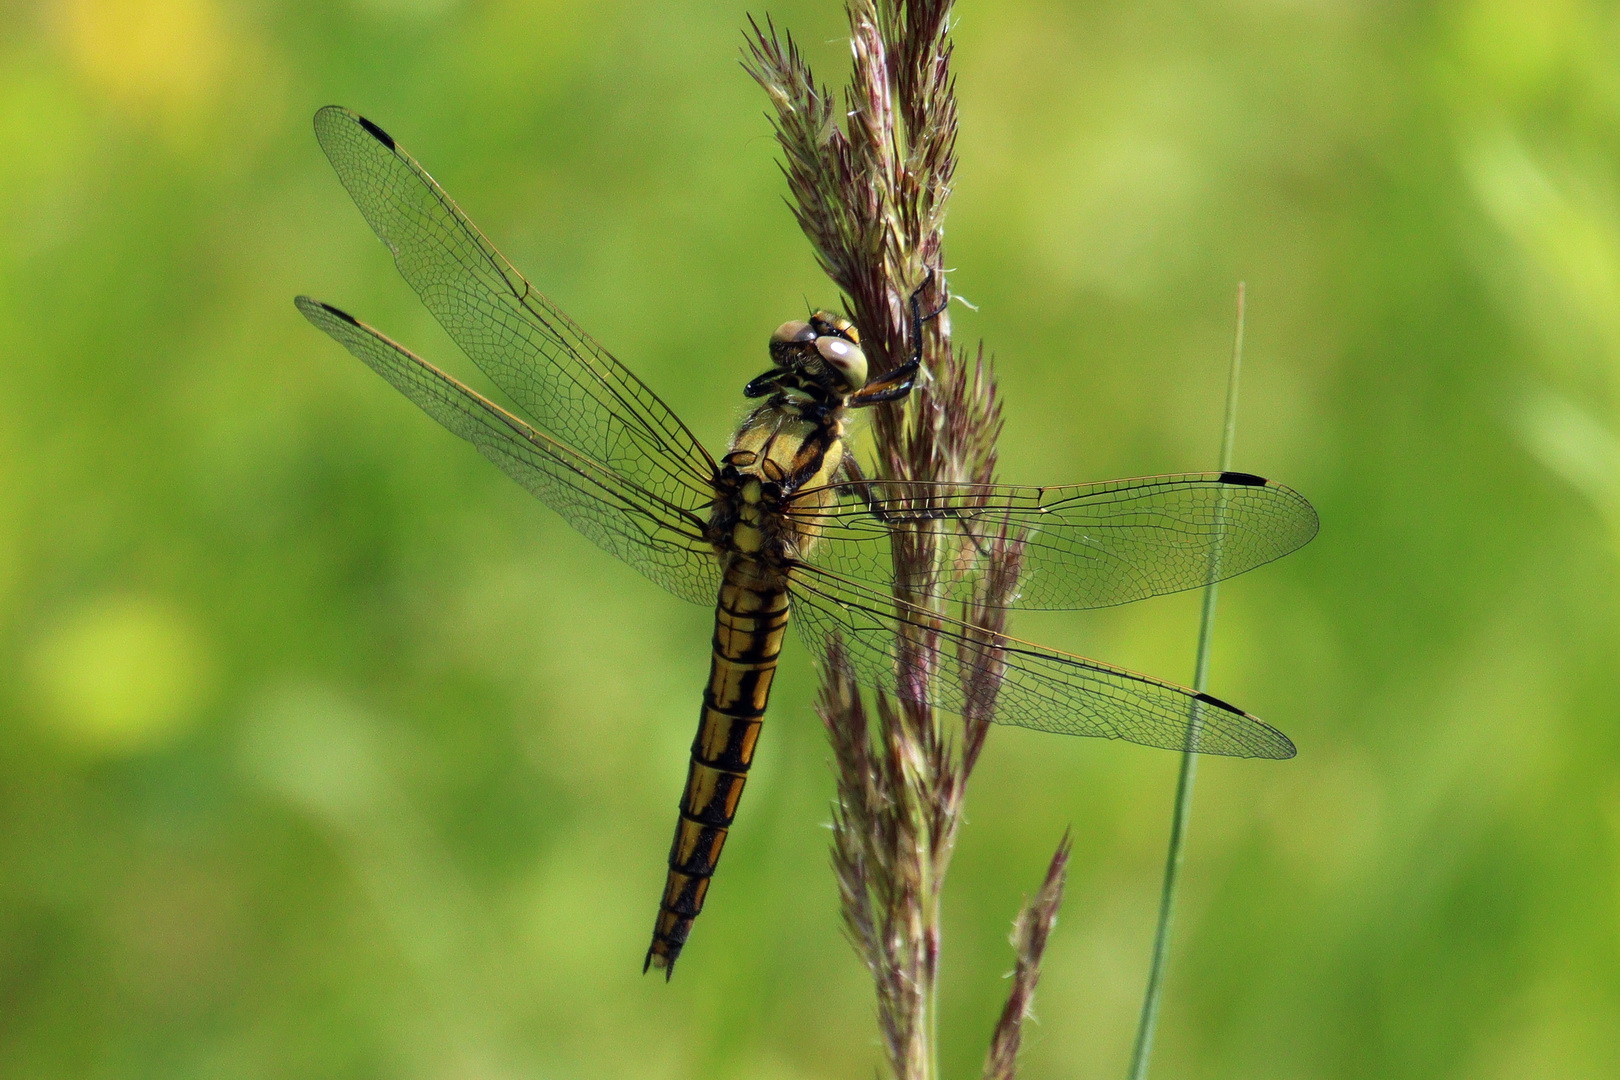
(3, 0, 1619, 1077)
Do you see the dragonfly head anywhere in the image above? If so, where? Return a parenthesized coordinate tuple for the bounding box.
(752, 311, 869, 399)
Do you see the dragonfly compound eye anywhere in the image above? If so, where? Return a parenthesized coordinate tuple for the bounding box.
(770, 320, 816, 345)
(815, 335, 868, 391)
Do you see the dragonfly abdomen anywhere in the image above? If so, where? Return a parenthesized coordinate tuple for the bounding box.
(645, 568, 790, 977)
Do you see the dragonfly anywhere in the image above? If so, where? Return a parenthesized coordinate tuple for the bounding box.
(295, 106, 1318, 978)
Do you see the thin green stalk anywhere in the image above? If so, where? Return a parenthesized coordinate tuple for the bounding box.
(1126, 283, 1247, 1080)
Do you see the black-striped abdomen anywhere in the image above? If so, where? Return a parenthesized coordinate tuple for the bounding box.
(645, 574, 789, 977)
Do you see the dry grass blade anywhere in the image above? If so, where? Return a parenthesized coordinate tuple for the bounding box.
(984, 835, 1073, 1080)
(748, 4, 1064, 1079)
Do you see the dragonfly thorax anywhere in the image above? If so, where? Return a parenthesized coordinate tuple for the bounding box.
(711, 385, 849, 567)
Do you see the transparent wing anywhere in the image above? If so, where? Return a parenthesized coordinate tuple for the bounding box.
(298, 297, 720, 606)
(787, 565, 1295, 759)
(790, 472, 1317, 611)
(310, 105, 717, 509)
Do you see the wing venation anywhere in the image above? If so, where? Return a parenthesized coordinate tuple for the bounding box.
(310, 105, 718, 511)
(786, 565, 1295, 759)
(297, 297, 720, 606)
(792, 473, 1317, 611)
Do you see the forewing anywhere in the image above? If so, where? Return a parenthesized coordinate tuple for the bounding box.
(310, 105, 716, 509)
(298, 297, 720, 606)
(793, 472, 1317, 611)
(787, 566, 1295, 759)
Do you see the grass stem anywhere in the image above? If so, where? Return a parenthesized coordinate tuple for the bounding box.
(1126, 282, 1247, 1080)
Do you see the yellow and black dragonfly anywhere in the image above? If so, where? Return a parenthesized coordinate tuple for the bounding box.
(295, 106, 1317, 978)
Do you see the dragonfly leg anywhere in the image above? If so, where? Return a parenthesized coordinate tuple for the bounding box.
(847, 273, 947, 408)
(847, 362, 918, 407)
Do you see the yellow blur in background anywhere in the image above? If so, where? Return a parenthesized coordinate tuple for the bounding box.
(2, 0, 1618, 1077)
